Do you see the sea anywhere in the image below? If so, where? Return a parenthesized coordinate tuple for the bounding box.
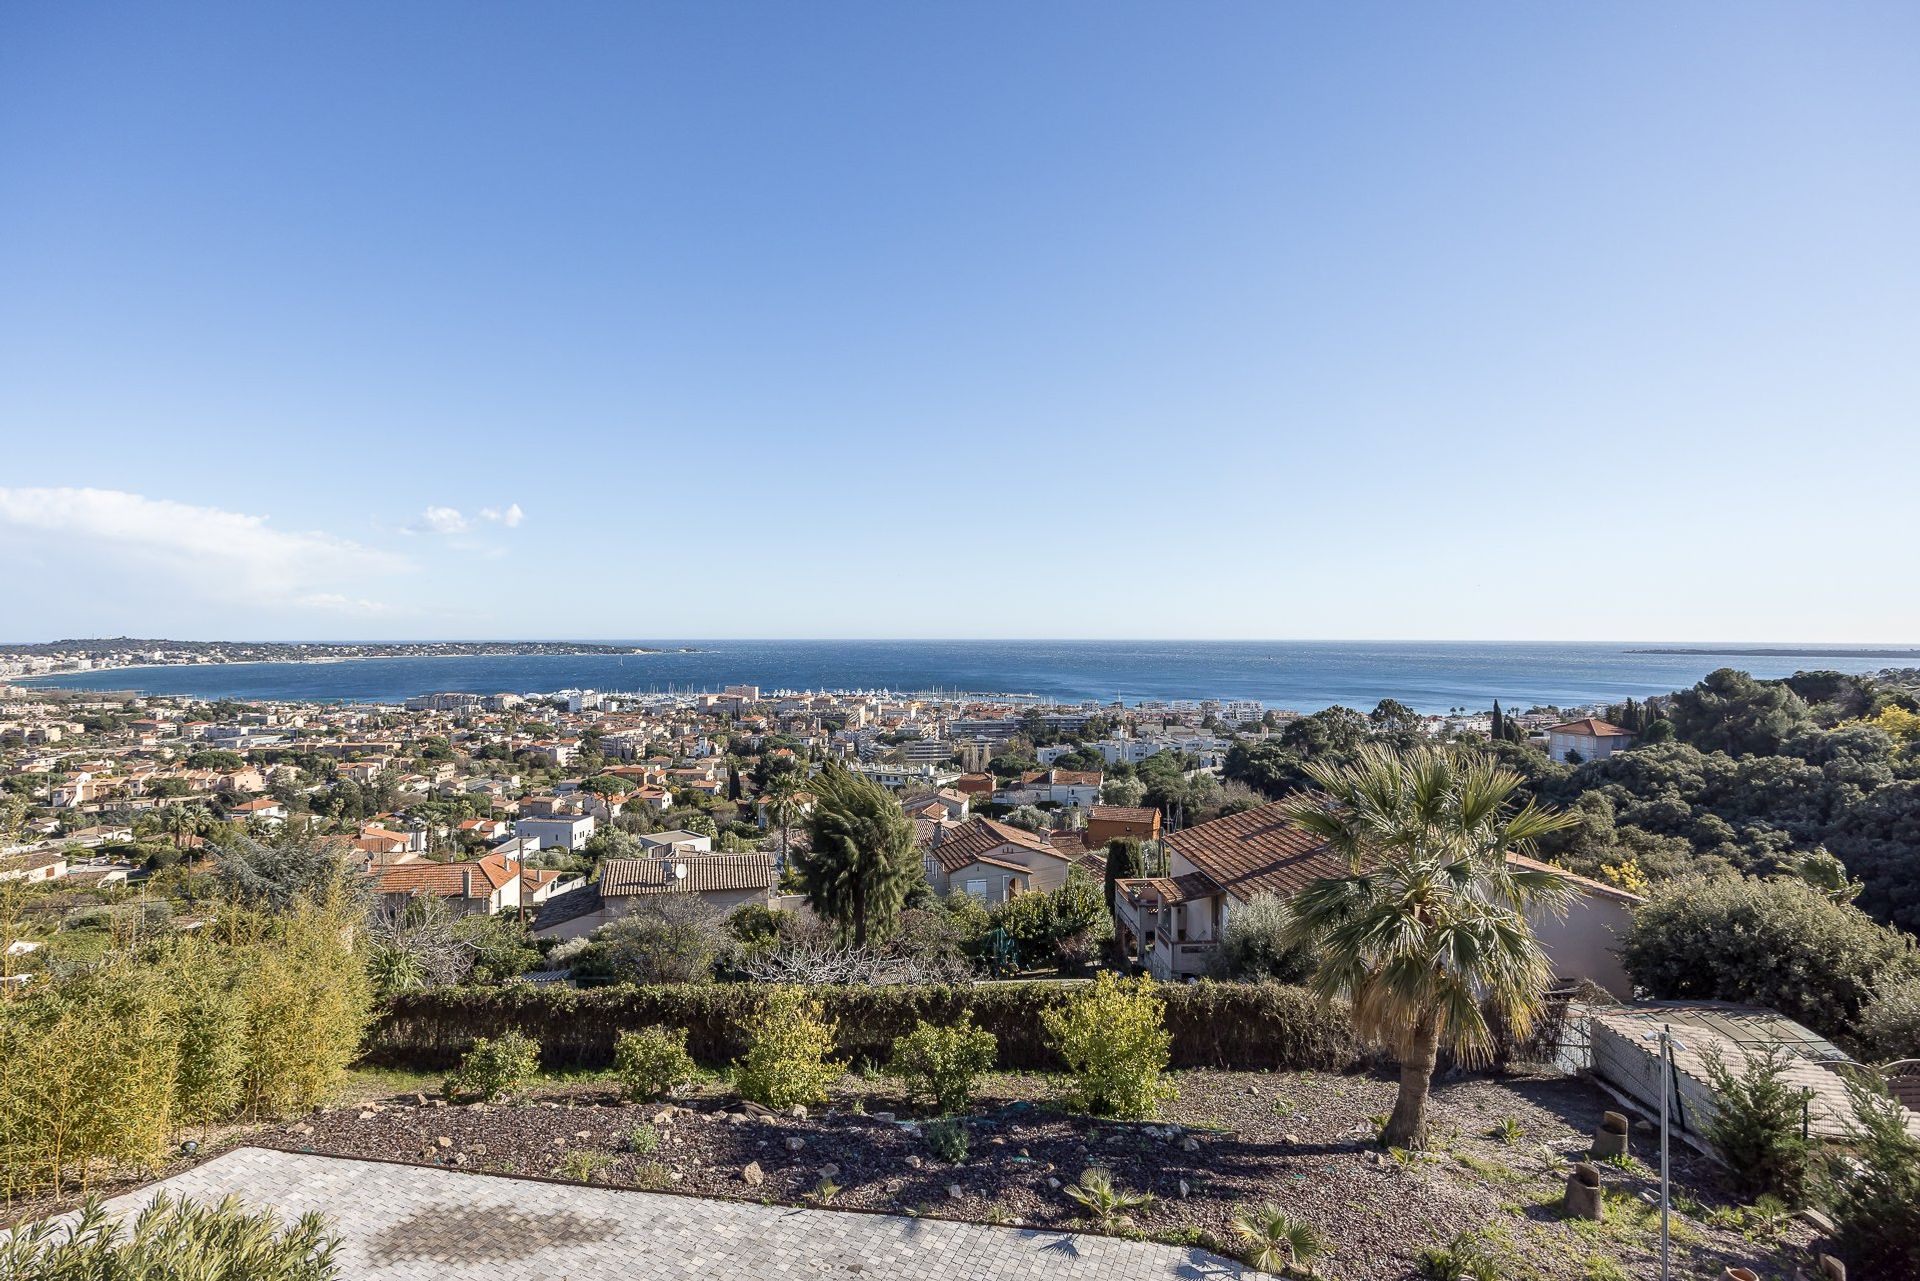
(12, 640, 1913, 715)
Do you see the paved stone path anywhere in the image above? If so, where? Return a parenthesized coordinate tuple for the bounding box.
(92, 1148, 1250, 1280)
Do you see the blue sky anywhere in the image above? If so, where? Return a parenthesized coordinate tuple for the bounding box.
(2, 3, 1915, 642)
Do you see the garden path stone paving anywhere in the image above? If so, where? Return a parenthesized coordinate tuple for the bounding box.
(95, 1148, 1251, 1280)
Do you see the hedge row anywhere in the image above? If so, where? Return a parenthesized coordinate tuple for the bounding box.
(363, 980, 1361, 1073)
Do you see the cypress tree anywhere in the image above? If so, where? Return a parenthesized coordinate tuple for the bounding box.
(1491, 700, 1504, 742)
(1103, 837, 1144, 910)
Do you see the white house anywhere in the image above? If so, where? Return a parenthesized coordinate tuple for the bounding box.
(1546, 718, 1635, 765)
(514, 812, 597, 851)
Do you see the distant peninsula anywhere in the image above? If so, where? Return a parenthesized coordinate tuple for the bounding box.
(1626, 646, 1920, 659)
(1, 637, 664, 667)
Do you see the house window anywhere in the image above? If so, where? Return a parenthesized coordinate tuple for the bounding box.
(964, 878, 989, 900)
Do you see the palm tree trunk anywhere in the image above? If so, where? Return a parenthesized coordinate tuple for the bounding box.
(1382, 1013, 1440, 1149)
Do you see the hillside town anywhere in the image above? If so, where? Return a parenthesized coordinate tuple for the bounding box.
(9, 664, 1920, 1279)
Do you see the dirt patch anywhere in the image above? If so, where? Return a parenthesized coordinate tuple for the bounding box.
(256, 1068, 1814, 1280)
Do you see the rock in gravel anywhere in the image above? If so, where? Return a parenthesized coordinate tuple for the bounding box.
(819, 1163, 840, 1179)
(469, 1144, 488, 1156)
(291, 1123, 314, 1136)
(786, 1137, 806, 1152)
(434, 1136, 452, 1149)
(1181, 1137, 1200, 1152)
(1046, 1177, 1061, 1190)
(413, 1093, 429, 1107)
(1178, 1180, 1190, 1198)
(905, 1155, 923, 1169)
(454, 1154, 469, 1167)
(946, 1184, 964, 1200)
(574, 1131, 592, 1140)
(742, 1161, 765, 1186)
(789, 1104, 808, 1119)
(652, 1108, 677, 1125)
(872, 1112, 896, 1123)
(552, 1137, 568, 1148)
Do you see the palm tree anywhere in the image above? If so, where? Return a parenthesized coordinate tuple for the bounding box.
(767, 772, 804, 862)
(796, 764, 918, 947)
(1229, 1203, 1325, 1276)
(1282, 744, 1578, 1150)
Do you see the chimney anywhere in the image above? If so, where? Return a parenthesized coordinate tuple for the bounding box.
(462, 867, 473, 898)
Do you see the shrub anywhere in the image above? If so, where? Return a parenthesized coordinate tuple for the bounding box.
(1701, 1046, 1813, 1203)
(445, 1031, 540, 1102)
(1855, 978, 1920, 1061)
(1042, 972, 1175, 1118)
(365, 979, 1358, 1073)
(1621, 876, 1920, 1038)
(595, 899, 723, 984)
(0, 898, 370, 1199)
(1212, 893, 1315, 984)
(924, 1117, 969, 1163)
(557, 1149, 613, 1183)
(887, 1015, 997, 1114)
(0, 1193, 339, 1280)
(733, 986, 843, 1109)
(611, 1026, 697, 1102)
(1827, 1078, 1920, 1278)
(627, 1122, 660, 1154)
(237, 899, 374, 1118)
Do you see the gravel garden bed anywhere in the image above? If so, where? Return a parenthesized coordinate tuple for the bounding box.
(259, 1067, 1812, 1279)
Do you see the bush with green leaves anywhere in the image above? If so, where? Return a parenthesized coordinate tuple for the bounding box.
(887, 1014, 997, 1114)
(1212, 893, 1315, 984)
(734, 985, 843, 1109)
(444, 1030, 539, 1102)
(1854, 978, 1920, 1062)
(0, 1193, 339, 1280)
(1826, 1078, 1920, 1278)
(1621, 875, 1920, 1038)
(366, 979, 1358, 1074)
(1042, 972, 1175, 1118)
(924, 1117, 970, 1163)
(611, 1025, 698, 1102)
(1701, 1045, 1813, 1203)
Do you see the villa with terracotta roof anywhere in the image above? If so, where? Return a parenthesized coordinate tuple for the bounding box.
(920, 815, 1078, 903)
(531, 852, 778, 940)
(1112, 800, 1641, 994)
(369, 851, 523, 918)
(1546, 718, 1636, 764)
(1085, 803, 1161, 847)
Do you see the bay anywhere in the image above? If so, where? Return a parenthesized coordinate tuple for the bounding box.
(13, 639, 1908, 714)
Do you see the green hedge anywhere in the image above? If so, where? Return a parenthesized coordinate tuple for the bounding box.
(364, 980, 1359, 1073)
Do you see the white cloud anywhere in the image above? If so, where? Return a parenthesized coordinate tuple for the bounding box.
(415, 505, 472, 535)
(0, 487, 409, 614)
(410, 502, 524, 535)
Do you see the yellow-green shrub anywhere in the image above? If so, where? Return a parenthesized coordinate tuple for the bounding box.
(612, 1026, 697, 1102)
(734, 985, 843, 1109)
(445, 1031, 540, 1102)
(1042, 972, 1175, 1118)
(887, 1014, 997, 1114)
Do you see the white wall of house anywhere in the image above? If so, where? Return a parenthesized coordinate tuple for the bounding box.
(1530, 895, 1636, 998)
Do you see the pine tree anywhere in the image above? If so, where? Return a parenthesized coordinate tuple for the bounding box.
(1491, 700, 1504, 742)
